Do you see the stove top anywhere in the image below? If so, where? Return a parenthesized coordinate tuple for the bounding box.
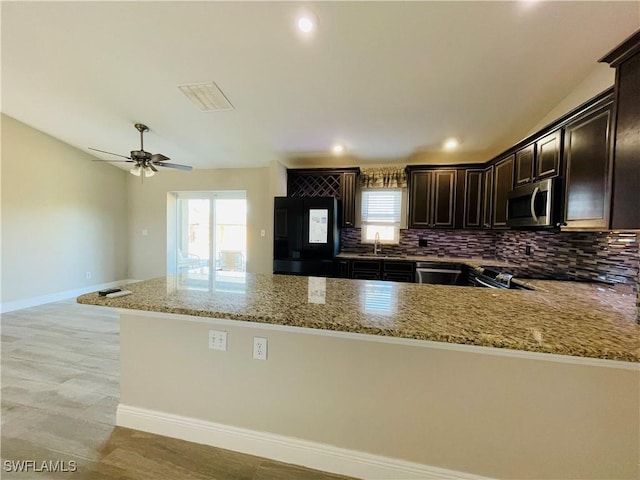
(473, 267, 521, 289)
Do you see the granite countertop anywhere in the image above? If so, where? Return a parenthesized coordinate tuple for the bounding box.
(77, 273, 640, 363)
(336, 253, 513, 268)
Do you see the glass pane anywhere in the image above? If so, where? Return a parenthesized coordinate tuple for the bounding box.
(215, 198, 247, 274)
(177, 198, 210, 287)
(363, 224, 397, 242)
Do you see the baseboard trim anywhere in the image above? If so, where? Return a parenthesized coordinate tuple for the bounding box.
(116, 404, 494, 480)
(0, 279, 136, 313)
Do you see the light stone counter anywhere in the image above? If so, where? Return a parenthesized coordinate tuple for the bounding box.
(77, 272, 640, 362)
(336, 252, 514, 267)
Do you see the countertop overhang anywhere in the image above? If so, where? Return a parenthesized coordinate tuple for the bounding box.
(77, 272, 640, 363)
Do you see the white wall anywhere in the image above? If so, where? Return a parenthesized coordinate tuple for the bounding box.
(127, 162, 287, 280)
(119, 311, 640, 480)
(528, 64, 615, 134)
(1, 114, 129, 304)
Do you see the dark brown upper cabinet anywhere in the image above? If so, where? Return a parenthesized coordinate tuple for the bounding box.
(408, 168, 456, 228)
(492, 155, 514, 228)
(482, 165, 494, 228)
(514, 144, 535, 186)
(514, 131, 561, 187)
(463, 169, 484, 228)
(535, 130, 561, 179)
(340, 171, 357, 227)
(562, 103, 613, 230)
(287, 168, 359, 228)
(600, 29, 640, 230)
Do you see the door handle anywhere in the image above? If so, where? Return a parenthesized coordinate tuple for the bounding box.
(530, 186, 540, 223)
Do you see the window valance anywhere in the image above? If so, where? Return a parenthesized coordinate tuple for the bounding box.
(359, 166, 407, 189)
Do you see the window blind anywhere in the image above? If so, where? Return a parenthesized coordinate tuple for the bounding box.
(361, 189, 402, 224)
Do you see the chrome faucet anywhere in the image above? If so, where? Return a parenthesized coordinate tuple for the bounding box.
(374, 232, 381, 255)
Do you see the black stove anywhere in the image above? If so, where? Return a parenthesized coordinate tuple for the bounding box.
(472, 267, 529, 290)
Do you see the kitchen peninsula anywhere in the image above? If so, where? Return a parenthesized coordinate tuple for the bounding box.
(78, 272, 639, 362)
(78, 271, 640, 480)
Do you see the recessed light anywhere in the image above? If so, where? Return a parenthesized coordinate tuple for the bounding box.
(297, 16, 315, 33)
(443, 139, 459, 150)
(332, 144, 345, 155)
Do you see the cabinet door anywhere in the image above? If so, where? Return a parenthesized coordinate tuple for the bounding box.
(409, 171, 433, 228)
(432, 170, 456, 227)
(351, 259, 382, 280)
(464, 169, 483, 228)
(492, 155, 514, 228)
(563, 105, 612, 230)
(536, 131, 561, 179)
(340, 172, 357, 227)
(610, 52, 640, 229)
(335, 259, 351, 278)
(482, 165, 494, 228)
(514, 145, 535, 186)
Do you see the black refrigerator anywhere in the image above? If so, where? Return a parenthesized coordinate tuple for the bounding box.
(273, 197, 340, 276)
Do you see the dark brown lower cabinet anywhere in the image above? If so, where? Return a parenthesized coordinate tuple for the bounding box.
(350, 259, 382, 280)
(382, 261, 415, 282)
(492, 155, 514, 228)
(335, 259, 350, 278)
(345, 259, 415, 282)
(563, 103, 613, 230)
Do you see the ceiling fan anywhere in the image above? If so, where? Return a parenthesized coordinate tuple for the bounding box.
(89, 123, 192, 178)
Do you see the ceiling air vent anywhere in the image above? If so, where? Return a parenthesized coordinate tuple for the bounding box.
(177, 82, 234, 112)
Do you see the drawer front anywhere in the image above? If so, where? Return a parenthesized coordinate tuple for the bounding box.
(351, 260, 382, 272)
(382, 272, 414, 283)
(352, 271, 381, 280)
(383, 261, 415, 273)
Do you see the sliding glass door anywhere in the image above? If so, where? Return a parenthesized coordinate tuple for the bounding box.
(171, 191, 246, 290)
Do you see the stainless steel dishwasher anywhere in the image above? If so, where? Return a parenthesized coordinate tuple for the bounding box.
(415, 262, 463, 285)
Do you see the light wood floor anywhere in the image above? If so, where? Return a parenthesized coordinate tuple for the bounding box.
(1, 300, 355, 479)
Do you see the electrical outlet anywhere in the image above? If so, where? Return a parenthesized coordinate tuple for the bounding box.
(85, 271, 92, 280)
(209, 330, 228, 351)
(418, 238, 428, 247)
(253, 337, 267, 360)
(525, 245, 532, 256)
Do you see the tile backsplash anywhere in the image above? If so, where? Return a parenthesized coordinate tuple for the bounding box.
(340, 228, 496, 258)
(341, 228, 639, 291)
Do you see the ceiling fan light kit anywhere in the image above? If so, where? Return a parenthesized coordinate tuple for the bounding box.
(88, 123, 193, 181)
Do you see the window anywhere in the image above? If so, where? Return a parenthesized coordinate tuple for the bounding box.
(169, 191, 247, 291)
(361, 189, 402, 244)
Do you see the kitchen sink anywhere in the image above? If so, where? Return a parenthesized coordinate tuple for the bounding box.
(357, 253, 408, 259)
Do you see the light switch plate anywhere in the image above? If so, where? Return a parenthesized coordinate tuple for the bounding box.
(209, 330, 228, 351)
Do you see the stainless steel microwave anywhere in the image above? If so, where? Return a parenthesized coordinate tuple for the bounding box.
(507, 178, 557, 228)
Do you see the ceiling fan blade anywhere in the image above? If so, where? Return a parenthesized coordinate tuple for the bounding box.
(150, 153, 170, 162)
(91, 159, 132, 163)
(88, 147, 132, 160)
(148, 163, 158, 172)
(157, 162, 193, 171)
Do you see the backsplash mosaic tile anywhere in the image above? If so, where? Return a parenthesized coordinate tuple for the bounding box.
(340, 228, 496, 258)
(340, 228, 639, 292)
(494, 231, 639, 289)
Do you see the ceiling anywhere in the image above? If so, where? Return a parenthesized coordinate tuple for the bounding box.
(2, 1, 639, 170)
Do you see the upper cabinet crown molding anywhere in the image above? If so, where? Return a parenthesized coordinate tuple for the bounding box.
(599, 30, 640, 67)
